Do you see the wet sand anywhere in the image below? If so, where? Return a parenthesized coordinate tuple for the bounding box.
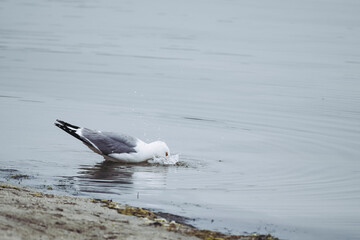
(0, 183, 276, 240)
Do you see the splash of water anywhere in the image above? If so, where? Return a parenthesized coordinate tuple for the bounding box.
(148, 154, 180, 165)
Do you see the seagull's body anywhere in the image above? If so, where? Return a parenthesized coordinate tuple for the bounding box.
(55, 120, 170, 163)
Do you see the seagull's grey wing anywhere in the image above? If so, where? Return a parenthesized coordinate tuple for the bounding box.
(81, 128, 137, 155)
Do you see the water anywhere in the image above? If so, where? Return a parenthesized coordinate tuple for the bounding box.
(1, 0, 360, 239)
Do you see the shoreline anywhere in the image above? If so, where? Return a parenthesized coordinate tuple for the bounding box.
(0, 182, 277, 240)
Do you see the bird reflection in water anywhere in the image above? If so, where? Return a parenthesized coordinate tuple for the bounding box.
(75, 160, 170, 195)
(78, 161, 134, 184)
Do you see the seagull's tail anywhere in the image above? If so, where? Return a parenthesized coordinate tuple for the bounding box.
(54, 119, 83, 142)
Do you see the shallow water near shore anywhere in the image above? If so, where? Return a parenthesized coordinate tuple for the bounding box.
(1, 0, 360, 239)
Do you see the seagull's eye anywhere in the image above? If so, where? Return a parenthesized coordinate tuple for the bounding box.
(165, 152, 168, 157)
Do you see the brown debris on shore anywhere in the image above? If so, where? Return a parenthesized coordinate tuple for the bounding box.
(0, 183, 277, 240)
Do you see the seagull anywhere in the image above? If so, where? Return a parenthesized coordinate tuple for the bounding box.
(55, 119, 170, 163)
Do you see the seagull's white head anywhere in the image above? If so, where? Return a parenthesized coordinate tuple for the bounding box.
(152, 141, 170, 158)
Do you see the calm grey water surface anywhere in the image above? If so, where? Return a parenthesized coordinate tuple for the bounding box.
(1, 0, 360, 239)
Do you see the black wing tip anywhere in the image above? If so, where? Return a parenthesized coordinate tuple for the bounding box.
(54, 122, 70, 132)
(54, 119, 62, 126)
(54, 119, 85, 143)
(54, 119, 80, 129)
(55, 119, 65, 126)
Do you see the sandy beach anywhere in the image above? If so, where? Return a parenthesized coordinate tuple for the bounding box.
(0, 183, 276, 240)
